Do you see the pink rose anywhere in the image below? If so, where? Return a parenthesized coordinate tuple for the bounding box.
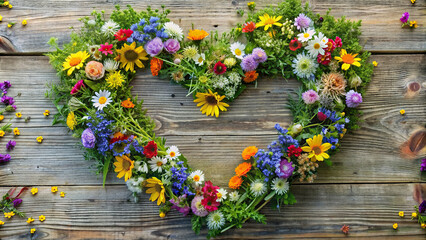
(85, 61, 105, 80)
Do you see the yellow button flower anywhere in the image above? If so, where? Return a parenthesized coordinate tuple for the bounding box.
(60, 192, 65, 198)
(31, 187, 38, 195)
(409, 21, 418, 28)
(43, 110, 50, 116)
(51, 186, 58, 193)
(22, 19, 27, 26)
(0, 220, 4, 225)
(412, 212, 417, 218)
(0, 130, 5, 137)
(411, 0, 416, 3)
(13, 127, 20, 135)
(7, 23, 12, 28)
(39, 215, 46, 222)
(4, 212, 15, 218)
(400, 109, 405, 115)
(31, 228, 36, 234)
(372, 61, 378, 67)
(8, 4, 12, 9)
(392, 223, 398, 229)
(421, 223, 426, 229)
(0, 115, 4, 121)
(27, 217, 35, 224)
(16, 112, 22, 118)
(159, 212, 165, 218)
(398, 211, 404, 217)
(36, 136, 43, 143)
(0, 15, 3, 22)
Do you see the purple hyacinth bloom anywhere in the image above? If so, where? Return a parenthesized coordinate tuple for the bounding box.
(0, 154, 11, 163)
(81, 128, 96, 149)
(240, 54, 258, 72)
(419, 200, 426, 213)
(294, 13, 311, 30)
(252, 48, 267, 63)
(1, 95, 15, 106)
(164, 38, 180, 54)
(6, 140, 16, 150)
(277, 158, 294, 179)
(421, 159, 426, 172)
(12, 198, 22, 207)
(144, 37, 163, 57)
(302, 89, 320, 104)
(191, 195, 208, 217)
(345, 90, 363, 108)
(400, 12, 409, 23)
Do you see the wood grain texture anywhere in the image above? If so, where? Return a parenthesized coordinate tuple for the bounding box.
(0, 0, 425, 53)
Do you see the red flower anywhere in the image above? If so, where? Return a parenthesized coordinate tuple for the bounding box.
(325, 39, 336, 52)
(242, 21, 256, 33)
(109, 134, 129, 145)
(202, 181, 219, 197)
(317, 51, 332, 65)
(70, 80, 85, 95)
(317, 112, 327, 122)
(114, 29, 134, 41)
(213, 61, 227, 75)
(289, 38, 302, 51)
(334, 36, 342, 48)
(143, 141, 158, 158)
(201, 195, 220, 212)
(287, 145, 302, 158)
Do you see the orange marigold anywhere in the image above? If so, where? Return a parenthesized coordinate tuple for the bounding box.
(121, 98, 135, 108)
(243, 71, 259, 83)
(150, 57, 163, 76)
(235, 162, 252, 177)
(187, 29, 209, 41)
(242, 146, 258, 160)
(228, 175, 243, 189)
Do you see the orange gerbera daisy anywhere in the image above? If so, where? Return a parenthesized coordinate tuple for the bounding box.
(150, 57, 163, 76)
(235, 162, 252, 177)
(229, 175, 243, 189)
(334, 49, 361, 71)
(187, 29, 209, 41)
(243, 70, 259, 83)
(121, 98, 135, 108)
(242, 146, 258, 160)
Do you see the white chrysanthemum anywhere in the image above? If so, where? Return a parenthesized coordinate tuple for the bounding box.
(101, 20, 120, 36)
(166, 145, 181, 160)
(216, 188, 228, 202)
(193, 53, 206, 66)
(148, 156, 167, 173)
(126, 177, 144, 193)
(164, 22, 184, 41)
(250, 179, 267, 197)
(188, 170, 204, 186)
(306, 35, 327, 57)
(229, 191, 240, 202)
(271, 178, 289, 195)
(104, 59, 120, 72)
(297, 28, 315, 42)
(292, 53, 318, 79)
(230, 42, 246, 59)
(207, 211, 225, 230)
(88, 45, 100, 55)
(91, 90, 112, 111)
(134, 161, 149, 173)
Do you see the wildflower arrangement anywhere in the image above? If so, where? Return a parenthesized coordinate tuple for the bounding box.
(400, 12, 418, 29)
(0, 187, 26, 218)
(47, 0, 374, 237)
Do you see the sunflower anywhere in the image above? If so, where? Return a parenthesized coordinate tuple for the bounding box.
(187, 29, 209, 41)
(255, 13, 283, 31)
(194, 90, 229, 117)
(113, 155, 134, 181)
(301, 135, 332, 161)
(62, 51, 90, 76)
(116, 42, 148, 72)
(145, 177, 166, 205)
(334, 49, 361, 71)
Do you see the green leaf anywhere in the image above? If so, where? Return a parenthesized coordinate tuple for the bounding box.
(84, 80, 102, 92)
(102, 156, 111, 187)
(324, 159, 332, 166)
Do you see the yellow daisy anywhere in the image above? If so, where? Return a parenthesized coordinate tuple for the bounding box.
(255, 13, 283, 31)
(62, 51, 90, 76)
(301, 135, 332, 161)
(334, 49, 361, 71)
(66, 111, 77, 130)
(194, 89, 229, 117)
(145, 177, 166, 205)
(116, 42, 148, 72)
(106, 71, 125, 89)
(113, 155, 134, 181)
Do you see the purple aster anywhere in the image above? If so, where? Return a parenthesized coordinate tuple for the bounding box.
(81, 128, 96, 149)
(400, 12, 409, 23)
(294, 13, 311, 30)
(421, 159, 426, 172)
(6, 140, 16, 150)
(252, 48, 267, 63)
(0, 154, 11, 163)
(302, 89, 319, 104)
(164, 38, 180, 54)
(191, 195, 208, 217)
(419, 200, 426, 213)
(170, 194, 191, 216)
(3, 81, 11, 89)
(12, 198, 22, 207)
(144, 37, 163, 57)
(276, 158, 294, 179)
(1, 95, 15, 106)
(240, 54, 258, 72)
(345, 90, 363, 108)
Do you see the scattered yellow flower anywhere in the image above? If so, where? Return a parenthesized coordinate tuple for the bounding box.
(400, 109, 405, 115)
(43, 110, 50, 116)
(36, 136, 43, 143)
(411, 0, 416, 3)
(7, 23, 12, 28)
(31, 228, 36, 234)
(412, 212, 417, 218)
(27, 217, 35, 224)
(399, 211, 404, 217)
(60, 192, 65, 198)
(372, 61, 378, 67)
(410, 21, 418, 28)
(31, 187, 38, 195)
(51, 186, 58, 193)
(22, 19, 27, 26)
(16, 112, 22, 118)
(392, 223, 398, 229)
(39, 215, 46, 222)
(0, 220, 4, 225)
(159, 212, 166, 218)
(247, 2, 255, 6)
(8, 4, 12, 9)
(4, 212, 15, 218)
(0, 15, 3, 22)
(0, 115, 4, 121)
(341, 112, 345, 117)
(0, 130, 5, 137)
(2, 2, 8, 7)
(422, 223, 426, 229)
(13, 127, 20, 135)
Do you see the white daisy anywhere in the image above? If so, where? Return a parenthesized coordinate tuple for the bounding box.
(291, 52, 318, 79)
(104, 59, 119, 72)
(229, 191, 240, 202)
(207, 211, 225, 230)
(318, 32, 328, 45)
(91, 90, 112, 111)
(306, 35, 327, 57)
(230, 42, 246, 59)
(250, 179, 267, 197)
(297, 28, 315, 42)
(193, 53, 206, 66)
(271, 178, 289, 195)
(101, 20, 120, 37)
(166, 145, 181, 160)
(164, 22, 184, 41)
(216, 188, 228, 202)
(134, 161, 149, 173)
(126, 177, 144, 194)
(188, 170, 205, 186)
(148, 156, 167, 173)
(88, 45, 100, 55)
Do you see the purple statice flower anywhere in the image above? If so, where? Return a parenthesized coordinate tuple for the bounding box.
(252, 48, 267, 63)
(294, 13, 311, 30)
(191, 195, 208, 217)
(6, 140, 16, 150)
(12, 198, 22, 207)
(144, 37, 163, 57)
(1, 95, 15, 106)
(400, 12, 409, 23)
(81, 128, 96, 149)
(276, 158, 294, 179)
(419, 200, 426, 213)
(421, 159, 426, 172)
(170, 194, 191, 216)
(345, 90, 363, 108)
(302, 89, 319, 104)
(240, 54, 258, 72)
(164, 38, 180, 54)
(0, 154, 11, 163)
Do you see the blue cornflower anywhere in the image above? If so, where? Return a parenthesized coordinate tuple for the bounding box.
(130, 23, 139, 31)
(274, 123, 288, 134)
(143, 24, 156, 34)
(335, 123, 345, 133)
(156, 28, 169, 38)
(323, 136, 339, 150)
(170, 161, 193, 196)
(149, 16, 159, 23)
(138, 19, 146, 26)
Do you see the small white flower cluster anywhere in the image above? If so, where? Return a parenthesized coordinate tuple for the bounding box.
(211, 72, 241, 98)
(281, 19, 295, 39)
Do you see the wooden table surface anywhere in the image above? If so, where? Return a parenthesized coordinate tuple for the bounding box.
(0, 0, 425, 239)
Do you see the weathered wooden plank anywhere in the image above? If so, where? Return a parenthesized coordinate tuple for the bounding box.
(0, 0, 425, 53)
(0, 184, 425, 239)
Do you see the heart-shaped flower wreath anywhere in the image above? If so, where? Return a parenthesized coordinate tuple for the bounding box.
(47, 0, 373, 237)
